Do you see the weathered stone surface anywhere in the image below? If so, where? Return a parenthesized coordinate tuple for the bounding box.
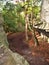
(34, 0, 49, 32)
(41, 0, 49, 23)
(0, 46, 29, 65)
(40, 0, 49, 31)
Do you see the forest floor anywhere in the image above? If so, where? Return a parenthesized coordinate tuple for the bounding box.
(7, 32, 49, 65)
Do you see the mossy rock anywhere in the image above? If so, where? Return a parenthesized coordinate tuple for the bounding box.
(0, 46, 29, 65)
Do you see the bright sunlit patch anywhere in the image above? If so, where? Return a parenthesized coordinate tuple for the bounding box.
(20, 12, 25, 17)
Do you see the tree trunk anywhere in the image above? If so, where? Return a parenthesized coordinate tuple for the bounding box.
(25, 14, 29, 41)
(0, 13, 29, 65)
(30, 12, 39, 46)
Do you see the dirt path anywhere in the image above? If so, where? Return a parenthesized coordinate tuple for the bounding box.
(7, 32, 49, 65)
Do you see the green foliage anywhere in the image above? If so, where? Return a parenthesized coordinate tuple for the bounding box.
(32, 6, 40, 18)
(2, 3, 16, 32)
(2, 0, 41, 33)
(16, 3, 24, 13)
(2, 2, 25, 32)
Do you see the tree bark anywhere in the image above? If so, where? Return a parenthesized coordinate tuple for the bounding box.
(25, 14, 29, 41)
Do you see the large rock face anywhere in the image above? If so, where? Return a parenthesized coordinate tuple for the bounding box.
(34, 0, 49, 32)
(40, 0, 49, 31)
(41, 0, 49, 23)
